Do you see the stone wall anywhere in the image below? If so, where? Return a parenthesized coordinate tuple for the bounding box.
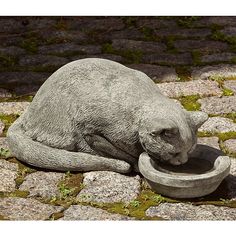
(1, 16, 236, 95)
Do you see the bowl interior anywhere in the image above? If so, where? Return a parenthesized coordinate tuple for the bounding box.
(151, 157, 214, 176)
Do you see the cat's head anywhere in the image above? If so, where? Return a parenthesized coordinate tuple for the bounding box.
(138, 109, 208, 165)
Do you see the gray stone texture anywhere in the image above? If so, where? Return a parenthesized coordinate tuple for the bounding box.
(0, 120, 5, 136)
(0, 137, 10, 150)
(193, 17, 236, 27)
(127, 64, 178, 82)
(198, 117, 236, 133)
(156, 80, 222, 98)
(19, 171, 65, 198)
(0, 46, 26, 57)
(105, 28, 145, 40)
(174, 40, 228, 53)
(70, 54, 124, 63)
(155, 28, 211, 38)
(0, 197, 63, 220)
(191, 65, 236, 80)
(145, 203, 236, 220)
(201, 53, 236, 64)
(69, 17, 125, 31)
(19, 55, 69, 67)
(38, 43, 101, 55)
(0, 88, 12, 98)
(197, 137, 220, 149)
(224, 80, 236, 93)
(112, 39, 166, 53)
(0, 102, 30, 115)
(61, 205, 132, 220)
(220, 27, 236, 37)
(0, 160, 18, 192)
(223, 139, 236, 154)
(0, 35, 24, 47)
(199, 96, 236, 114)
(0, 72, 50, 86)
(77, 171, 141, 203)
(143, 53, 193, 65)
(136, 18, 177, 29)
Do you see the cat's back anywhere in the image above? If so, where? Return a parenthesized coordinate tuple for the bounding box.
(34, 58, 161, 103)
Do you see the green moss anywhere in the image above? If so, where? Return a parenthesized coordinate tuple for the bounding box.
(55, 18, 68, 30)
(0, 114, 19, 136)
(177, 16, 200, 28)
(20, 38, 39, 54)
(0, 54, 17, 67)
(102, 43, 115, 54)
(222, 87, 234, 96)
(192, 50, 202, 66)
(102, 43, 143, 63)
(175, 66, 191, 81)
(140, 27, 157, 41)
(198, 130, 236, 141)
(0, 148, 11, 159)
(0, 95, 34, 103)
(165, 36, 178, 54)
(121, 17, 137, 27)
(58, 172, 83, 200)
(0, 190, 30, 198)
(178, 95, 201, 111)
(50, 212, 64, 220)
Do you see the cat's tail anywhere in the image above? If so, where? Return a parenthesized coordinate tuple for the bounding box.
(6, 117, 131, 173)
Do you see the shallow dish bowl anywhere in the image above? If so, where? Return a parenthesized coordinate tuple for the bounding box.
(138, 145, 231, 198)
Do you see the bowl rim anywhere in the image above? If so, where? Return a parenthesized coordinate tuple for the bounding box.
(138, 152, 231, 187)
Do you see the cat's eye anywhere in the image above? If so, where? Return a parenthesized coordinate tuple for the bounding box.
(161, 128, 178, 138)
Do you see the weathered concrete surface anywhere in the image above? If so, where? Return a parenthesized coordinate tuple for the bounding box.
(0, 197, 63, 220)
(77, 171, 141, 203)
(19, 171, 65, 198)
(61, 205, 133, 220)
(156, 80, 222, 98)
(146, 203, 236, 220)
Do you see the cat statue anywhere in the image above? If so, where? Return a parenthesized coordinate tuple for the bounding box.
(7, 58, 208, 173)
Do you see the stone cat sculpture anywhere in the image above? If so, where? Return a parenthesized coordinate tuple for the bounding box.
(7, 58, 208, 173)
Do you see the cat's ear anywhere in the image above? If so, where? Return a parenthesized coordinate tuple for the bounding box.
(186, 111, 208, 130)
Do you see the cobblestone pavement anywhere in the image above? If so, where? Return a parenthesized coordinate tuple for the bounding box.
(1, 16, 236, 220)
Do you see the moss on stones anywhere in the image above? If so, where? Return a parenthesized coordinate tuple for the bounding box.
(178, 95, 201, 111)
(191, 50, 202, 66)
(177, 16, 200, 28)
(0, 114, 20, 136)
(198, 130, 236, 142)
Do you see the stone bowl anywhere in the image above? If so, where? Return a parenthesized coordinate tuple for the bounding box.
(138, 145, 231, 198)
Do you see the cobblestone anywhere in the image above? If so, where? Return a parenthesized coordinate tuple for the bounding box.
(0, 46, 26, 57)
(224, 80, 236, 93)
(146, 203, 236, 220)
(127, 64, 178, 82)
(136, 18, 177, 29)
(143, 53, 193, 65)
(191, 65, 236, 80)
(112, 39, 166, 53)
(222, 139, 236, 154)
(61, 205, 133, 220)
(0, 72, 50, 86)
(199, 96, 236, 114)
(174, 40, 229, 53)
(0, 160, 18, 192)
(0, 102, 30, 115)
(77, 171, 141, 204)
(198, 117, 236, 133)
(0, 88, 12, 98)
(19, 55, 69, 68)
(197, 137, 220, 149)
(0, 120, 5, 136)
(38, 43, 101, 55)
(201, 52, 236, 64)
(0, 197, 63, 220)
(19, 171, 65, 198)
(220, 27, 236, 37)
(156, 80, 222, 98)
